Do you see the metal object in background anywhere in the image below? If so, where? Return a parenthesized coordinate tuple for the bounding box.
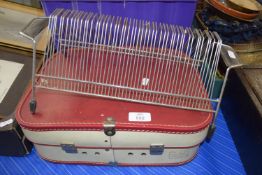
(206, 0, 260, 21)
(20, 9, 244, 138)
(227, 0, 262, 13)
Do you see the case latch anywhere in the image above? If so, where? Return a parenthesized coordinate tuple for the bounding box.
(103, 117, 116, 136)
(61, 144, 78, 153)
(150, 144, 164, 155)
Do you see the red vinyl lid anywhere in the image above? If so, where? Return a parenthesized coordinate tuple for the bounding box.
(16, 88, 212, 133)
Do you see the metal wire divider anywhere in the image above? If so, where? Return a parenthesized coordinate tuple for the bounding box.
(33, 9, 222, 115)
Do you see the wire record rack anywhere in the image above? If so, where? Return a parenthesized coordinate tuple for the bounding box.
(20, 9, 243, 137)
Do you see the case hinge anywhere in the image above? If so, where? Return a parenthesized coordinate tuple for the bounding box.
(61, 144, 78, 153)
(108, 161, 118, 166)
(103, 117, 116, 136)
(150, 144, 164, 155)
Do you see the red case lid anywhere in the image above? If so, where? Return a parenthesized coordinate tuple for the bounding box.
(16, 88, 212, 133)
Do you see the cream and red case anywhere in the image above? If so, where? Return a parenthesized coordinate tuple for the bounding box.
(16, 88, 211, 166)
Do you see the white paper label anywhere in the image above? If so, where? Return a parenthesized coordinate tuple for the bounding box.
(142, 78, 149, 86)
(228, 50, 236, 59)
(0, 60, 24, 103)
(0, 119, 13, 127)
(128, 112, 151, 122)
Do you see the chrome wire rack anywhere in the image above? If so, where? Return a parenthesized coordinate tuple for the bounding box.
(20, 9, 243, 138)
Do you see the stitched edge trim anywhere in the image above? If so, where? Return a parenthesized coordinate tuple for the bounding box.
(22, 125, 209, 134)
